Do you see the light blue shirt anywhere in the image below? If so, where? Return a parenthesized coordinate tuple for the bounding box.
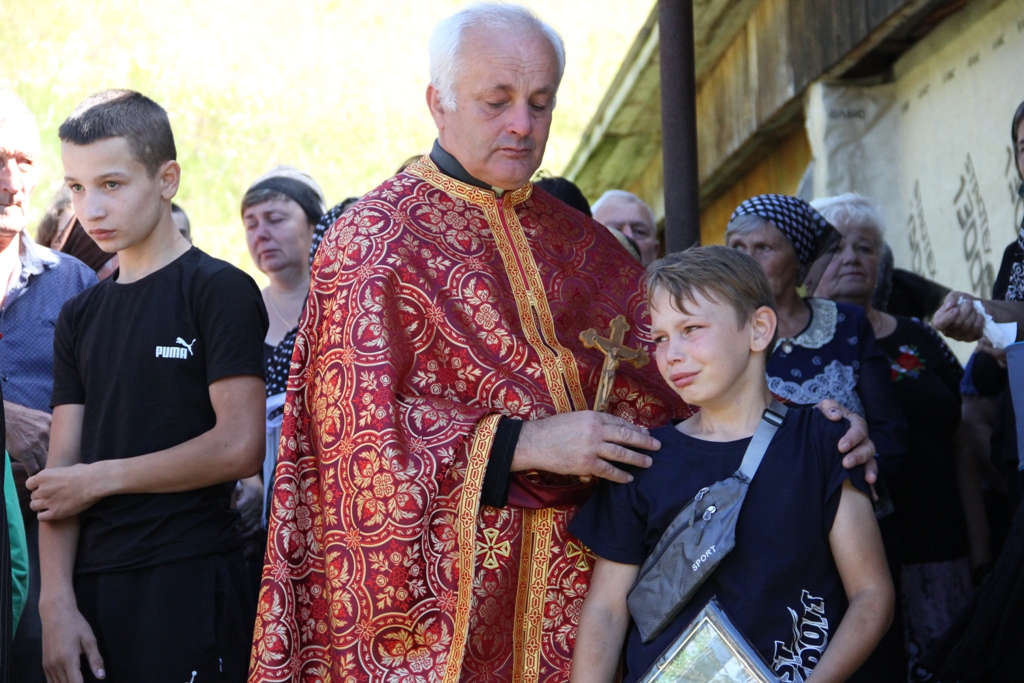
(0, 233, 96, 412)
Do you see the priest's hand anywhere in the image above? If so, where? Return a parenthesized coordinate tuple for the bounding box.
(513, 411, 660, 483)
(816, 399, 878, 489)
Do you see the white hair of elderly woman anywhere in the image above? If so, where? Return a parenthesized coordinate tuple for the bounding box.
(811, 193, 886, 249)
(429, 3, 566, 111)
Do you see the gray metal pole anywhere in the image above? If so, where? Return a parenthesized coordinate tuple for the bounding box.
(658, 0, 700, 253)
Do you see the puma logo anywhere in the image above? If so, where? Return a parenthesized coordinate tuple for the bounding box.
(176, 338, 196, 356)
(155, 337, 196, 359)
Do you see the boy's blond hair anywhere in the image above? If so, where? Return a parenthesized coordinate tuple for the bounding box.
(645, 245, 778, 354)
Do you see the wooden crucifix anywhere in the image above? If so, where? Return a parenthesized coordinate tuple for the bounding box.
(579, 315, 650, 412)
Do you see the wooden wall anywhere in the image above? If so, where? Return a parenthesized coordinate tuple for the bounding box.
(699, 126, 811, 245)
(695, 0, 921, 204)
(571, 0, 933, 253)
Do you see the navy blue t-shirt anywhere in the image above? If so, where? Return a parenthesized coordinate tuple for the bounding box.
(569, 407, 869, 683)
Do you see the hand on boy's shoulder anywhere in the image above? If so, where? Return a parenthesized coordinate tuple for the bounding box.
(808, 406, 852, 453)
(812, 398, 878, 486)
(807, 408, 871, 496)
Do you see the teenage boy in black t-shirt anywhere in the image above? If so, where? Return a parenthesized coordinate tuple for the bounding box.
(570, 247, 894, 683)
(26, 90, 268, 683)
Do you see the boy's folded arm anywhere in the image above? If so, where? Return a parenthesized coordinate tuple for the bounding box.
(808, 480, 894, 683)
(570, 557, 639, 683)
(28, 375, 265, 520)
(35, 404, 107, 681)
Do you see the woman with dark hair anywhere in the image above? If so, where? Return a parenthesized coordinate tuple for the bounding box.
(237, 165, 326, 592)
(1001, 99, 1024, 301)
(34, 187, 73, 248)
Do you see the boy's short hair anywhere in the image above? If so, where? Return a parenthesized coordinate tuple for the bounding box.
(58, 89, 176, 177)
(645, 245, 778, 353)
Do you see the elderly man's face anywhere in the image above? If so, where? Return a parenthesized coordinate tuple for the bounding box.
(429, 26, 559, 191)
(0, 117, 40, 245)
(594, 197, 659, 265)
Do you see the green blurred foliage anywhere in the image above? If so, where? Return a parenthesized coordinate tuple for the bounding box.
(1, 0, 652, 283)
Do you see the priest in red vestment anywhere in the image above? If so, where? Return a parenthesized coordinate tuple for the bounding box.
(250, 6, 874, 682)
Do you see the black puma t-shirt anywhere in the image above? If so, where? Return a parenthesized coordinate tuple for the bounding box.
(52, 247, 268, 574)
(570, 408, 870, 683)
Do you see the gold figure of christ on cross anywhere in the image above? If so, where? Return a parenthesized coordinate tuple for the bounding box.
(579, 315, 650, 412)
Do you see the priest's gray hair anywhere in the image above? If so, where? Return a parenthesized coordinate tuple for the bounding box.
(591, 189, 656, 227)
(811, 192, 885, 249)
(429, 3, 566, 111)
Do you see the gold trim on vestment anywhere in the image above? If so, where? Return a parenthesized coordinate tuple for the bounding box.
(410, 157, 586, 683)
(513, 507, 555, 683)
(444, 412, 500, 683)
(409, 157, 589, 414)
(488, 197, 590, 414)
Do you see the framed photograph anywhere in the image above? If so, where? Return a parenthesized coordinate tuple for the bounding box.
(636, 598, 778, 683)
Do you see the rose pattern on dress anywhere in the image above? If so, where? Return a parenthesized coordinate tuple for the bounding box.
(889, 344, 926, 382)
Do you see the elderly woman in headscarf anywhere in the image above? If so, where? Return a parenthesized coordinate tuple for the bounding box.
(727, 193, 908, 680)
(235, 165, 326, 592)
(726, 194, 906, 469)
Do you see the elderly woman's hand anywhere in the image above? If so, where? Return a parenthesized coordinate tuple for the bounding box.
(933, 291, 986, 342)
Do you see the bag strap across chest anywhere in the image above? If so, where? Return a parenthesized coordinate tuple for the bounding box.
(737, 399, 787, 480)
(626, 399, 788, 643)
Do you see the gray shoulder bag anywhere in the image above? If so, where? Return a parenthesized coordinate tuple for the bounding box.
(626, 400, 788, 643)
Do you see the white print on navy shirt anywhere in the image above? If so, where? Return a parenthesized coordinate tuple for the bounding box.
(771, 589, 830, 683)
(155, 337, 196, 359)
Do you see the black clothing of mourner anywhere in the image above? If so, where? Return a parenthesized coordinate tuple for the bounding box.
(75, 554, 253, 682)
(878, 317, 968, 563)
(51, 247, 266, 681)
(264, 328, 298, 398)
(52, 247, 268, 574)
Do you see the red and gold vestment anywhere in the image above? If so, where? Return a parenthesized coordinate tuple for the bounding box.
(250, 157, 686, 682)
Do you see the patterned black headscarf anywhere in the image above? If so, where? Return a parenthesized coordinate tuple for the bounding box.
(731, 193, 841, 293)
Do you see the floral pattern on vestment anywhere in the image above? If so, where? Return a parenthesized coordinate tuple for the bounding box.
(250, 157, 684, 683)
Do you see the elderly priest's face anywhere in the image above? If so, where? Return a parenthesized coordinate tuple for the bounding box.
(428, 25, 560, 191)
